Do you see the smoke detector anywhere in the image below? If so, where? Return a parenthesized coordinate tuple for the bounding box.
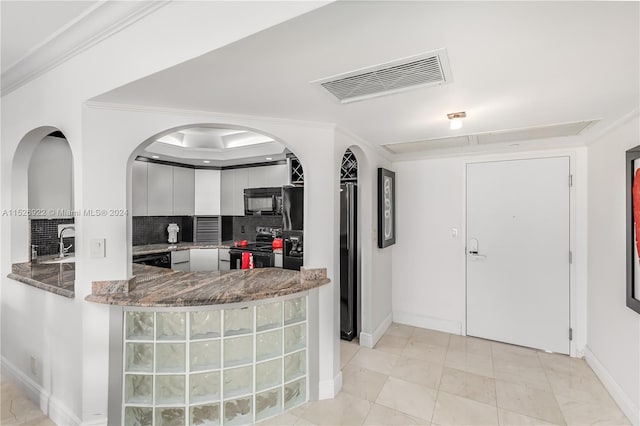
(312, 48, 452, 103)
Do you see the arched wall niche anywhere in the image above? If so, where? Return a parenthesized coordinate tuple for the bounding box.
(11, 126, 75, 262)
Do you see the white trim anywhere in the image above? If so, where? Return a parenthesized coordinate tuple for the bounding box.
(583, 346, 639, 425)
(1, 356, 87, 426)
(584, 107, 640, 146)
(318, 371, 342, 400)
(360, 313, 392, 348)
(84, 101, 337, 131)
(1, 1, 170, 95)
(335, 126, 394, 162)
(393, 311, 462, 335)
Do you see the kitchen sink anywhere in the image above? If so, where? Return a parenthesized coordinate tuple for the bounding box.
(40, 256, 75, 264)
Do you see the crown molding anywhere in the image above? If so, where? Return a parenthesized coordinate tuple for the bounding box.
(584, 108, 640, 146)
(1, 1, 171, 97)
(335, 125, 394, 162)
(83, 100, 338, 131)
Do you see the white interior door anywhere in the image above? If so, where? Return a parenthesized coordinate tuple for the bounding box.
(466, 157, 570, 354)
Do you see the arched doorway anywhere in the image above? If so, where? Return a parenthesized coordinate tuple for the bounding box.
(126, 124, 305, 273)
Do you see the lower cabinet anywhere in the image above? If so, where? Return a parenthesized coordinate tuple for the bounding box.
(171, 250, 190, 272)
(219, 248, 230, 271)
(190, 249, 219, 272)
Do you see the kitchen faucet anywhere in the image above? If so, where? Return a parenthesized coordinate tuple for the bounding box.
(59, 226, 74, 258)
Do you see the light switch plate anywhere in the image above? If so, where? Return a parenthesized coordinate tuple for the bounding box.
(90, 238, 106, 258)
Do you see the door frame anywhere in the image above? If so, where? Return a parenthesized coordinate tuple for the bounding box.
(462, 149, 586, 358)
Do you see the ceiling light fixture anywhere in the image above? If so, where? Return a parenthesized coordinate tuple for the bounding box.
(447, 111, 466, 130)
(151, 155, 160, 159)
(203, 160, 211, 164)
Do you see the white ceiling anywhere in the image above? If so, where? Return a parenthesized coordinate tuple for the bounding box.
(92, 1, 639, 155)
(1, 1, 97, 73)
(141, 127, 289, 167)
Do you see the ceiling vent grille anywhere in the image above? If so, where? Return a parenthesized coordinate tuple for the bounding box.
(312, 49, 452, 103)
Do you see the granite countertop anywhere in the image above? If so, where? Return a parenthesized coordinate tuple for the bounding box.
(86, 267, 329, 307)
(8, 261, 75, 298)
(133, 242, 234, 256)
(7, 260, 177, 299)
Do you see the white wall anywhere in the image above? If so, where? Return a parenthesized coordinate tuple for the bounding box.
(28, 136, 74, 217)
(1, 3, 331, 424)
(586, 112, 640, 424)
(392, 148, 588, 355)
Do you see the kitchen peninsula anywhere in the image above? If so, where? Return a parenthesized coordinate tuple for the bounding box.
(86, 266, 329, 425)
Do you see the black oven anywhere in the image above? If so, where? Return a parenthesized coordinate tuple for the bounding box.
(133, 252, 171, 269)
(244, 187, 282, 216)
(229, 246, 274, 269)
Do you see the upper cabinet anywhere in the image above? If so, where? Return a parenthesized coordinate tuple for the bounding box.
(247, 164, 289, 188)
(132, 161, 148, 216)
(194, 169, 221, 215)
(132, 161, 288, 217)
(220, 168, 248, 216)
(28, 136, 73, 218)
(147, 163, 174, 216)
(173, 167, 195, 216)
(133, 161, 195, 216)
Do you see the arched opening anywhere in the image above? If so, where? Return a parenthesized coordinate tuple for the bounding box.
(339, 148, 360, 341)
(126, 124, 306, 273)
(11, 128, 75, 259)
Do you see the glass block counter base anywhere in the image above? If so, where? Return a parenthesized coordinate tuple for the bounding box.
(122, 295, 308, 425)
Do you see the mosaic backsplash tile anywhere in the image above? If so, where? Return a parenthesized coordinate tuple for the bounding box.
(30, 218, 74, 257)
(132, 216, 194, 245)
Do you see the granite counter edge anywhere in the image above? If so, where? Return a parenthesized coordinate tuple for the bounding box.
(7, 273, 75, 299)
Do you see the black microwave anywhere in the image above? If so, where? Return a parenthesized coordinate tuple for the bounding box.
(244, 187, 282, 216)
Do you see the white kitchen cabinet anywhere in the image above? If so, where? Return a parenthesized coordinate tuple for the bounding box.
(194, 169, 221, 215)
(220, 169, 248, 216)
(173, 166, 195, 215)
(218, 248, 230, 271)
(220, 170, 235, 216)
(171, 249, 190, 271)
(28, 136, 74, 218)
(132, 161, 148, 216)
(247, 164, 289, 189)
(190, 248, 218, 272)
(147, 163, 174, 215)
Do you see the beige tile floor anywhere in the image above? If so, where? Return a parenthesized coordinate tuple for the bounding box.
(0, 324, 631, 426)
(1, 377, 54, 425)
(262, 323, 631, 426)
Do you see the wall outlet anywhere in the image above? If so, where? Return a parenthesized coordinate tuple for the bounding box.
(30, 355, 37, 376)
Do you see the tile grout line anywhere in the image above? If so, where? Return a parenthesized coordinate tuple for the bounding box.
(537, 351, 570, 426)
(490, 340, 500, 425)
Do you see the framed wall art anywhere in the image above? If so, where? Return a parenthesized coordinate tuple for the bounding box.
(377, 168, 396, 248)
(626, 146, 640, 314)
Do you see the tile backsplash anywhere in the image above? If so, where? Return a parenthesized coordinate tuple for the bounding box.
(133, 216, 194, 245)
(31, 218, 75, 257)
(227, 215, 283, 242)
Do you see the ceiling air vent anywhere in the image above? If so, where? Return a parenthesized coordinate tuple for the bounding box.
(312, 49, 452, 103)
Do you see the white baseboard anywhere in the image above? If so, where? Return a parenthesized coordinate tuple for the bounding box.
(360, 313, 392, 348)
(318, 371, 342, 400)
(1, 355, 86, 426)
(584, 346, 639, 425)
(392, 311, 462, 335)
